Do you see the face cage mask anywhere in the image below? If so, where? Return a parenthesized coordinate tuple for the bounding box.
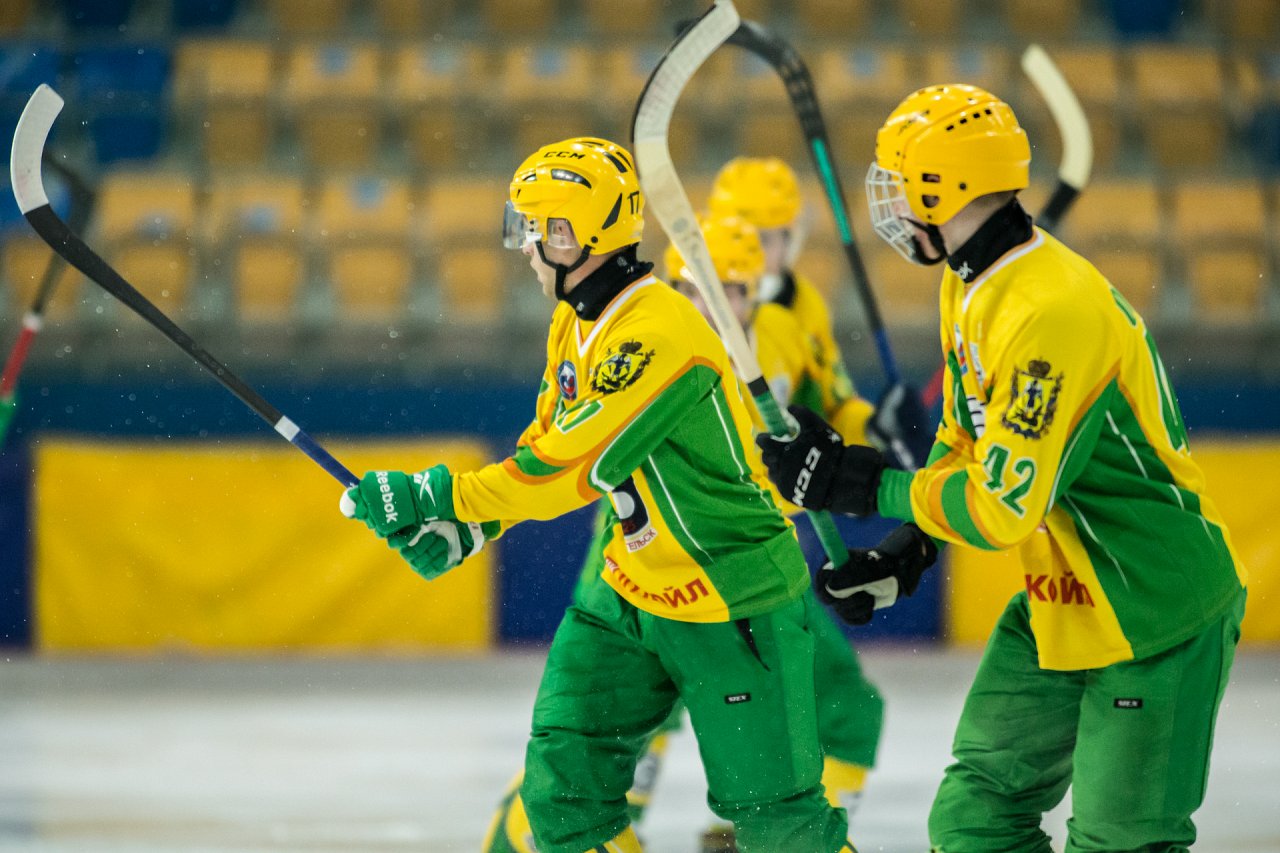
(865, 163, 947, 266)
(501, 201, 578, 251)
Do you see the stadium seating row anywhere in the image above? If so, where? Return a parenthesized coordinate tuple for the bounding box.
(160, 38, 1280, 173)
(9, 0, 1278, 46)
(2, 173, 1276, 328)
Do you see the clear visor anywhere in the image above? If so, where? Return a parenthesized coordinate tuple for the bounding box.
(501, 202, 578, 250)
(865, 163, 923, 264)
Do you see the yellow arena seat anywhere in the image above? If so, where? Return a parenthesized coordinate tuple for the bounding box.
(202, 176, 310, 323)
(315, 176, 414, 241)
(372, 0, 459, 35)
(330, 244, 415, 321)
(1171, 181, 1270, 321)
(0, 0, 31, 34)
(921, 47, 1013, 98)
(816, 46, 914, 168)
(422, 177, 512, 247)
(892, 0, 963, 38)
(1, 236, 84, 320)
(316, 176, 416, 320)
(1208, 0, 1280, 45)
(389, 43, 489, 173)
(795, 0, 873, 38)
(1131, 46, 1227, 170)
(1058, 179, 1165, 315)
(1089, 248, 1163, 316)
(283, 42, 383, 169)
(498, 45, 599, 156)
(1000, 0, 1082, 40)
(480, 0, 549, 35)
(267, 0, 351, 36)
(174, 40, 275, 167)
(436, 247, 506, 324)
(580, 0, 666, 37)
(96, 172, 197, 319)
(1058, 180, 1163, 248)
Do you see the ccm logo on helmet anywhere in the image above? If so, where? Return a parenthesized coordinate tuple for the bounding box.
(375, 471, 398, 524)
(545, 150, 585, 159)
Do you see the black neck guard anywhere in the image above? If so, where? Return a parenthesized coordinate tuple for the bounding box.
(947, 198, 1034, 283)
(564, 246, 654, 321)
(770, 271, 798, 309)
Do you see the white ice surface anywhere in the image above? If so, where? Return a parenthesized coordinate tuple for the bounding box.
(0, 647, 1275, 852)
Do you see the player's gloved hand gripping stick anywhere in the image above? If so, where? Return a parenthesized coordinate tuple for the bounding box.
(339, 466, 499, 580)
(10, 84, 357, 487)
(717, 18, 929, 470)
(631, 0, 849, 566)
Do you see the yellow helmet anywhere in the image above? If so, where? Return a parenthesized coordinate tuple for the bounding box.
(664, 214, 766, 301)
(505, 136, 644, 256)
(708, 157, 802, 230)
(872, 84, 1030, 227)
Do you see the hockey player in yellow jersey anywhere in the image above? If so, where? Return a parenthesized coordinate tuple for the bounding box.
(342, 138, 853, 853)
(663, 215, 885, 845)
(709, 157, 932, 468)
(757, 85, 1246, 852)
(482, 214, 879, 853)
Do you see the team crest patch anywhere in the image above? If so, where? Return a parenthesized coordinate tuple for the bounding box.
(557, 360, 578, 402)
(591, 339, 655, 395)
(1002, 359, 1062, 439)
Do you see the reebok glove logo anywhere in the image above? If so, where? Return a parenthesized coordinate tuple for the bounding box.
(376, 471, 398, 525)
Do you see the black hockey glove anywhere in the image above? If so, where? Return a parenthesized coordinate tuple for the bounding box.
(754, 405, 887, 516)
(816, 523, 939, 626)
(866, 382, 933, 471)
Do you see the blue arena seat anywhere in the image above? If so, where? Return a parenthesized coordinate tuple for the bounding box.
(74, 44, 172, 164)
(62, 0, 134, 30)
(171, 0, 239, 31)
(0, 43, 62, 109)
(1106, 0, 1179, 39)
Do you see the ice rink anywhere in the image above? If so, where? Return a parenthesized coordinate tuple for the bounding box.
(0, 646, 1276, 852)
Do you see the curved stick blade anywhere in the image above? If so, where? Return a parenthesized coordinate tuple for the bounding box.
(11, 84, 64, 214)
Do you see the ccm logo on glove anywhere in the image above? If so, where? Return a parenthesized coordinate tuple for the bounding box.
(793, 446, 824, 507)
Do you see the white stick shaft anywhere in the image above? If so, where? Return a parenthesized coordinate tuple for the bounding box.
(633, 2, 761, 385)
(1022, 44, 1093, 190)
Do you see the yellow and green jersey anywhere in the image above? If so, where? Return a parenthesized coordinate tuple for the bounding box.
(878, 226, 1246, 670)
(452, 274, 807, 623)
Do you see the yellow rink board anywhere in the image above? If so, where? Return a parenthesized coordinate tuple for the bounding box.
(948, 437, 1280, 646)
(35, 438, 495, 652)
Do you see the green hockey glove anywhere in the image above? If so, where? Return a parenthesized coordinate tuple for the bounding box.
(386, 519, 499, 581)
(339, 464, 455, 537)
